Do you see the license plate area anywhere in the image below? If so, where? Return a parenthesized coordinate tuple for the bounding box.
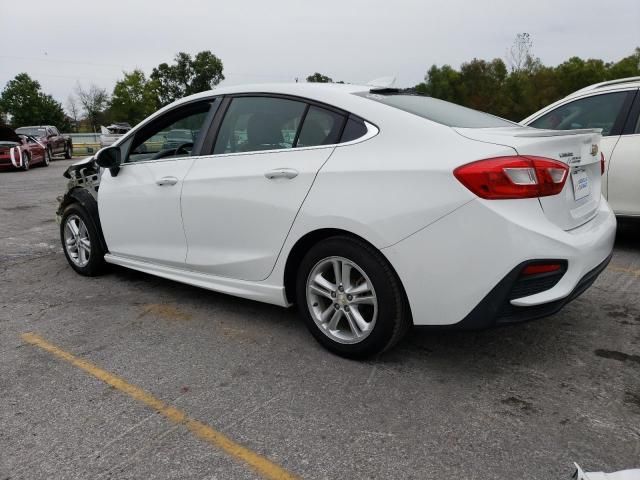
(571, 168, 590, 201)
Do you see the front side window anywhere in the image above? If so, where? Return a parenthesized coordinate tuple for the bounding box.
(127, 101, 214, 163)
(529, 92, 629, 136)
(214, 97, 306, 154)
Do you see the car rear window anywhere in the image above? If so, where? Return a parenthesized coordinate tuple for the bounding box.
(354, 92, 515, 128)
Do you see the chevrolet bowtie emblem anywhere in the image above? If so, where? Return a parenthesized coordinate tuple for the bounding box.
(591, 144, 599, 156)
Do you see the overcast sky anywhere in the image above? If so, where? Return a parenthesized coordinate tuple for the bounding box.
(1, 0, 638, 111)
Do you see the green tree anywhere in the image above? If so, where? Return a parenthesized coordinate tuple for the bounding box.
(110, 69, 157, 125)
(606, 48, 640, 79)
(150, 51, 224, 107)
(0, 73, 69, 128)
(0, 73, 42, 126)
(306, 72, 333, 83)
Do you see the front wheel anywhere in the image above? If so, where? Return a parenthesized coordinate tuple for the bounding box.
(21, 151, 30, 171)
(296, 236, 410, 358)
(64, 143, 72, 159)
(60, 203, 106, 276)
(42, 149, 50, 167)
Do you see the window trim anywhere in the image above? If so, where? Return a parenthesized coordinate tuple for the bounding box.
(203, 93, 378, 157)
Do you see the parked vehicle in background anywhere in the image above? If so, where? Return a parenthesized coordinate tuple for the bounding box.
(57, 83, 615, 358)
(0, 126, 50, 170)
(15, 125, 72, 159)
(100, 123, 132, 148)
(522, 77, 640, 217)
(161, 128, 196, 150)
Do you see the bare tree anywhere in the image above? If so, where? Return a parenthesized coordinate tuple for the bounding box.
(66, 94, 81, 131)
(507, 33, 534, 72)
(75, 83, 109, 132)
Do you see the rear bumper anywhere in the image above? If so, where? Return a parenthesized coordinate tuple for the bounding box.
(454, 252, 612, 329)
(382, 196, 616, 326)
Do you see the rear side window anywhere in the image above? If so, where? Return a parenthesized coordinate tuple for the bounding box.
(214, 97, 306, 154)
(354, 92, 514, 128)
(529, 92, 629, 136)
(340, 117, 368, 142)
(296, 106, 345, 147)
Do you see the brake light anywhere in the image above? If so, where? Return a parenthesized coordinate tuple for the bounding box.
(453, 156, 569, 199)
(600, 152, 605, 175)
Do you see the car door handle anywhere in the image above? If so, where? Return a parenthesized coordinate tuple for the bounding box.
(156, 176, 179, 186)
(264, 168, 298, 180)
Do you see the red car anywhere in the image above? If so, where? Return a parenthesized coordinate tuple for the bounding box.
(0, 126, 50, 170)
(15, 125, 72, 159)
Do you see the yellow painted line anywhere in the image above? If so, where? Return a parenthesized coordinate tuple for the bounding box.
(21, 332, 299, 480)
(608, 265, 640, 277)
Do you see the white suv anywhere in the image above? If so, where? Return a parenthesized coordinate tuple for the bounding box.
(522, 77, 640, 217)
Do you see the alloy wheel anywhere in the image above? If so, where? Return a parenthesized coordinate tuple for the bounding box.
(64, 214, 91, 267)
(306, 256, 378, 344)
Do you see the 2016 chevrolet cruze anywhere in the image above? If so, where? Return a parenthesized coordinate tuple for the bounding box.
(57, 83, 616, 358)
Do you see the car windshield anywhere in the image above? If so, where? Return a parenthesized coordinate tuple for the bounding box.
(16, 127, 47, 136)
(354, 92, 516, 128)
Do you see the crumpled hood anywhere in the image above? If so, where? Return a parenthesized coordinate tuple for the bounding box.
(0, 125, 21, 143)
(63, 155, 97, 178)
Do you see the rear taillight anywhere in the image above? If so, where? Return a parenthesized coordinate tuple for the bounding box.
(600, 152, 605, 175)
(453, 156, 569, 200)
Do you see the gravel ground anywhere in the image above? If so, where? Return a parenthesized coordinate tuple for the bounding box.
(1, 159, 639, 480)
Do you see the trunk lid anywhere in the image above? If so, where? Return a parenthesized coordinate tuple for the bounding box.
(455, 126, 603, 230)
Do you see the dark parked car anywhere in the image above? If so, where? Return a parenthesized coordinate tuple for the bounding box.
(0, 126, 50, 170)
(15, 125, 72, 159)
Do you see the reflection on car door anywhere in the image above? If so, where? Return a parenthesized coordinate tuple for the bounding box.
(181, 96, 341, 281)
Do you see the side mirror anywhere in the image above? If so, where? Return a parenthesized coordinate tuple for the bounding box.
(95, 146, 121, 176)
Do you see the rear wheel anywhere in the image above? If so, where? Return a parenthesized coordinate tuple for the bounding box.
(60, 203, 106, 276)
(296, 236, 410, 358)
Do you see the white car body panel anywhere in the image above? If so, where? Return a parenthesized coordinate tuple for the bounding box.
(181, 146, 335, 281)
(89, 82, 616, 329)
(606, 132, 640, 215)
(99, 158, 195, 266)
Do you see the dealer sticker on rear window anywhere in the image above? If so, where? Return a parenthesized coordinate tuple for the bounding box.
(571, 169, 590, 201)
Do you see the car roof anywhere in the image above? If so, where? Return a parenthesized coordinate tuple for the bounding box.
(169, 82, 370, 110)
(566, 76, 640, 98)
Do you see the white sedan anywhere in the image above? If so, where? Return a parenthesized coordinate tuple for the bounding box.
(57, 83, 616, 357)
(522, 77, 640, 217)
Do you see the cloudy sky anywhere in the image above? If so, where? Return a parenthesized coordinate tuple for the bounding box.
(1, 0, 638, 111)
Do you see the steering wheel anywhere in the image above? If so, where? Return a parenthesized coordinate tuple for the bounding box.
(174, 142, 193, 155)
(150, 142, 194, 160)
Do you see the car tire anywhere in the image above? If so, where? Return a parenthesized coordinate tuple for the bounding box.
(47, 146, 53, 161)
(296, 235, 410, 358)
(60, 203, 106, 276)
(21, 151, 30, 171)
(64, 143, 72, 159)
(42, 149, 50, 167)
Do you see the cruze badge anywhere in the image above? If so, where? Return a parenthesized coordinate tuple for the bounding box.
(591, 144, 599, 156)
